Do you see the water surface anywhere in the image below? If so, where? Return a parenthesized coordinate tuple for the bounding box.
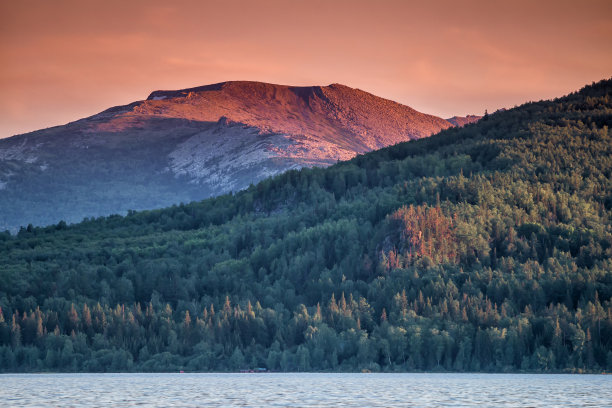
(2, 373, 610, 407)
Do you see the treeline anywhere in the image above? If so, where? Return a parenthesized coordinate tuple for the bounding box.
(0, 79, 611, 372)
(1, 282, 609, 372)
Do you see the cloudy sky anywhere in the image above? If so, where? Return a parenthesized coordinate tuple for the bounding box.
(1, 0, 611, 138)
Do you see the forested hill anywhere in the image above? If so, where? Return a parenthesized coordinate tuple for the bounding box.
(1, 79, 611, 373)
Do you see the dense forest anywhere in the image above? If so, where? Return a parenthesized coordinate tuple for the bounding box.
(0, 79, 611, 373)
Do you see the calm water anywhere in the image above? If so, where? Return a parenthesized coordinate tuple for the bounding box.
(2, 373, 611, 407)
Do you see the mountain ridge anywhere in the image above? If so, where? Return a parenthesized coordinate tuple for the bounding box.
(0, 80, 456, 231)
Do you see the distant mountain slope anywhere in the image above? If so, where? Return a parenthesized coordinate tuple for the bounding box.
(144, 82, 451, 156)
(445, 115, 482, 127)
(1, 79, 610, 373)
(0, 81, 451, 231)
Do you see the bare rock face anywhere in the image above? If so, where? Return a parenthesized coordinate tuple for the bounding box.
(0, 81, 453, 231)
(125, 81, 452, 163)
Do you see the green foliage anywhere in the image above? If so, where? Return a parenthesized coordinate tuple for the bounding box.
(0, 79, 611, 372)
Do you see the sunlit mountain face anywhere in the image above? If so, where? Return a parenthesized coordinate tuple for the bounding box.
(0, 81, 460, 232)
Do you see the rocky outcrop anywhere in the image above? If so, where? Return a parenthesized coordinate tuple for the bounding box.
(0, 81, 453, 231)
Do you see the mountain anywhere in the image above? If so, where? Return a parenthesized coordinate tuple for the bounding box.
(0, 81, 452, 232)
(1, 79, 611, 373)
(445, 114, 482, 127)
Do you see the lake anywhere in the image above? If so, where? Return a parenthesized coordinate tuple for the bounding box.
(2, 373, 610, 407)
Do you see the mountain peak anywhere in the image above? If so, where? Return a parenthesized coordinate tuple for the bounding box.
(132, 80, 452, 153)
(0, 80, 452, 231)
(146, 81, 339, 101)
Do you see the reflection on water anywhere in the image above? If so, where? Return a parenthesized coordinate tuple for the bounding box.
(2, 373, 610, 407)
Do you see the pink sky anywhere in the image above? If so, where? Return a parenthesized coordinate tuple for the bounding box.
(1, 0, 611, 138)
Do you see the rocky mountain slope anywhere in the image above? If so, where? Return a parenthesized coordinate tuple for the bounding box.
(445, 115, 482, 127)
(0, 81, 454, 231)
